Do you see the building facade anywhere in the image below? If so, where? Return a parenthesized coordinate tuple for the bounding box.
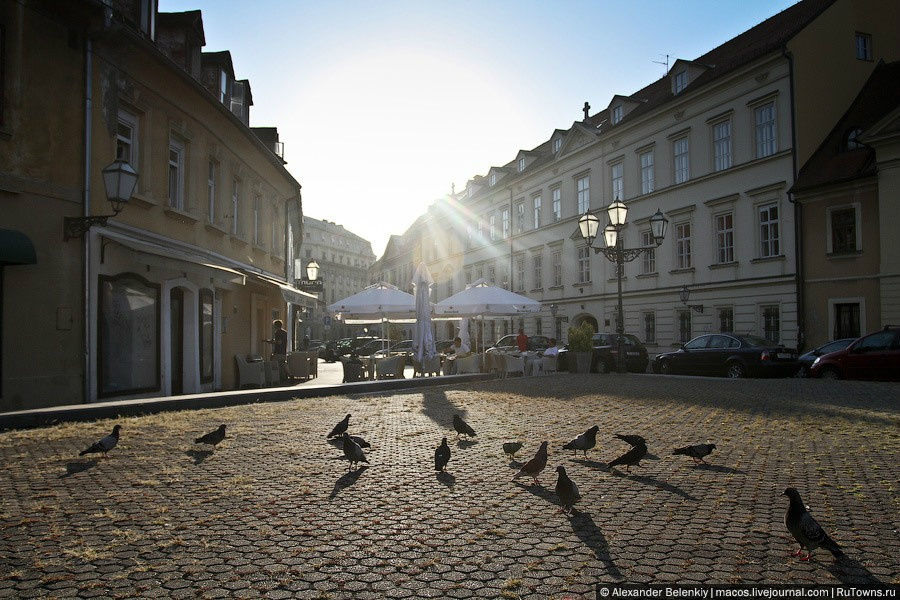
(0, 1, 312, 410)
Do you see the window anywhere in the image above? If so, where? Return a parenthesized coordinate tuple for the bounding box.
(219, 69, 228, 103)
(759, 204, 779, 257)
(755, 102, 777, 158)
(502, 209, 510, 239)
(716, 213, 734, 263)
(207, 160, 217, 224)
(532, 195, 541, 229)
(515, 256, 525, 292)
(490, 173, 497, 186)
(718, 307, 733, 333)
(552, 250, 562, 287)
(489, 215, 496, 241)
(465, 269, 472, 286)
(675, 222, 692, 269)
(518, 157, 526, 172)
(488, 265, 496, 285)
(833, 303, 860, 339)
(713, 120, 732, 171)
(231, 179, 240, 235)
(855, 32, 872, 61)
(0, 24, 5, 127)
(612, 105, 623, 124)
(829, 206, 858, 254)
(533, 255, 542, 289)
(516, 202, 525, 234)
(677, 310, 692, 344)
(673, 137, 690, 184)
(641, 230, 655, 274)
(253, 197, 263, 246)
(167, 139, 185, 210)
(640, 151, 654, 194)
(576, 175, 590, 214)
(116, 110, 138, 165)
(271, 205, 279, 254)
(611, 163, 624, 201)
(762, 305, 780, 343)
(466, 225, 473, 249)
(845, 128, 864, 150)
(199, 289, 214, 384)
(553, 137, 562, 153)
(577, 246, 590, 283)
(552, 187, 561, 222)
(674, 70, 688, 94)
(535, 318, 543, 336)
(643, 312, 656, 344)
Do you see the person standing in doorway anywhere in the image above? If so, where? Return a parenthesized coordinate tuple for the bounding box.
(265, 320, 288, 381)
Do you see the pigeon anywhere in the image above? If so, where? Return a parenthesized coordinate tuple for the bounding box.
(341, 432, 368, 470)
(555, 466, 581, 514)
(783, 488, 844, 561)
(513, 441, 549, 485)
(608, 435, 647, 473)
(452, 414, 476, 439)
(327, 414, 351, 439)
(195, 424, 226, 447)
(434, 437, 451, 472)
(673, 442, 716, 463)
(563, 425, 599, 457)
(502, 441, 523, 459)
(345, 435, 371, 449)
(79, 425, 121, 458)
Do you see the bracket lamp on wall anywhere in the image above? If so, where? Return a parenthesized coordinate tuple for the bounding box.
(64, 159, 138, 240)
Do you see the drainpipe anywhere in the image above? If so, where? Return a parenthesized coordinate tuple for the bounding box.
(82, 36, 93, 403)
(783, 46, 804, 352)
(509, 187, 514, 333)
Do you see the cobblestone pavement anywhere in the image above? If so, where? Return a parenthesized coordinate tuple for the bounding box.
(1, 375, 898, 598)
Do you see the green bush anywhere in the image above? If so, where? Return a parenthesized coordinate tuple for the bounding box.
(567, 322, 594, 353)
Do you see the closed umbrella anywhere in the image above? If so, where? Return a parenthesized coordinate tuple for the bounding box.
(411, 263, 436, 364)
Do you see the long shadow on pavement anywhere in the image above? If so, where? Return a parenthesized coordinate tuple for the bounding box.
(613, 471, 698, 501)
(690, 463, 747, 475)
(827, 556, 883, 585)
(420, 388, 467, 428)
(329, 465, 368, 499)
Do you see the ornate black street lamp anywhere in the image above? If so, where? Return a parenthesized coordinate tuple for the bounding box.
(64, 159, 138, 240)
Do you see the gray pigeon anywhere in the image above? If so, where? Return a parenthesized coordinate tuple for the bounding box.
(555, 466, 581, 514)
(434, 437, 451, 472)
(502, 441, 523, 459)
(783, 488, 844, 561)
(195, 424, 226, 447)
(513, 441, 549, 485)
(608, 435, 647, 472)
(563, 425, 599, 457)
(341, 432, 368, 470)
(673, 442, 715, 463)
(79, 425, 121, 458)
(453, 414, 476, 439)
(327, 414, 351, 439)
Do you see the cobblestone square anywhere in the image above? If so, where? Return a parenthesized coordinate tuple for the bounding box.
(1, 375, 898, 598)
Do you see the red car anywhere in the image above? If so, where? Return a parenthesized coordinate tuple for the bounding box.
(809, 326, 900, 381)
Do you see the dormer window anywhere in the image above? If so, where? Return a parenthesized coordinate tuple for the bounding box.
(845, 128, 864, 150)
(490, 173, 497, 186)
(674, 70, 688, 94)
(518, 158, 526, 172)
(553, 138, 562, 153)
(612, 105, 623, 125)
(219, 70, 228, 104)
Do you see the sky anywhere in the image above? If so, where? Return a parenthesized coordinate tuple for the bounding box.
(160, 0, 797, 258)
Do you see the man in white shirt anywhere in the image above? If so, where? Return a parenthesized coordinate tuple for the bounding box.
(543, 338, 559, 356)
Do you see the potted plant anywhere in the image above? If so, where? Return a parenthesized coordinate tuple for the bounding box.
(567, 323, 594, 374)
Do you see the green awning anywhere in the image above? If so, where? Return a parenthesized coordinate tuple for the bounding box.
(0, 229, 36, 266)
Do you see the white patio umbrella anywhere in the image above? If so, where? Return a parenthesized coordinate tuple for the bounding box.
(328, 282, 417, 352)
(411, 262, 437, 364)
(458, 318, 471, 352)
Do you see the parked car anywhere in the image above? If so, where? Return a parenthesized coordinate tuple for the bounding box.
(486, 334, 552, 353)
(796, 338, 856, 377)
(558, 333, 649, 373)
(652, 333, 798, 378)
(808, 326, 900, 381)
(372, 339, 414, 360)
(357, 338, 392, 356)
(435, 340, 456, 354)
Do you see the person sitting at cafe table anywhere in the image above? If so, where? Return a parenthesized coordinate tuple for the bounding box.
(445, 336, 469, 374)
(543, 338, 559, 356)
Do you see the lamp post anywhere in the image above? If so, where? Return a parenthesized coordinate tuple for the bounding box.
(679, 285, 704, 314)
(304, 260, 320, 339)
(64, 159, 138, 240)
(579, 200, 668, 373)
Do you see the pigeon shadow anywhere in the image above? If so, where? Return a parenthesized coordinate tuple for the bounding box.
(507, 459, 524, 468)
(185, 449, 213, 465)
(420, 388, 468, 427)
(436, 471, 455, 489)
(568, 511, 624, 580)
(513, 480, 556, 502)
(59, 460, 98, 479)
(616, 472, 698, 501)
(690, 463, 747, 475)
(827, 556, 883, 585)
(329, 465, 368, 499)
(573, 458, 609, 470)
(456, 439, 477, 449)
(645, 453, 661, 461)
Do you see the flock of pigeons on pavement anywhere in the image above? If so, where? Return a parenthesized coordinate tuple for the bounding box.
(77, 411, 845, 565)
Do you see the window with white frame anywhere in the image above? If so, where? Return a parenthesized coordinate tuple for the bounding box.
(477, 218, 484, 243)
(219, 69, 228, 104)
(488, 265, 496, 285)
(759, 203, 779, 257)
(271, 204, 279, 254)
(489, 215, 496, 240)
(755, 102, 777, 158)
(611, 163, 624, 201)
(553, 137, 562, 153)
(674, 70, 688, 94)
(762, 305, 780, 343)
(116, 110, 138, 165)
(673, 137, 690, 184)
(855, 32, 872, 61)
(518, 157, 526, 172)
(827, 205, 860, 254)
(475, 264, 483, 281)
(167, 138, 185, 210)
(643, 312, 656, 344)
(207, 160, 217, 224)
(716, 212, 734, 263)
(677, 310, 692, 343)
(713, 120, 732, 171)
(641, 230, 655, 274)
(640, 151, 654, 194)
(465, 269, 472, 286)
(552, 187, 561, 222)
(718, 307, 734, 333)
(502, 208, 510, 239)
(231, 178, 240, 236)
(466, 225, 473, 249)
(535, 317, 543, 336)
(675, 222, 692, 269)
(612, 105, 623, 124)
(533, 254, 542, 289)
(576, 175, 590, 214)
(552, 249, 562, 287)
(490, 173, 497, 186)
(532, 194, 541, 229)
(515, 256, 525, 292)
(577, 246, 590, 283)
(516, 202, 525, 234)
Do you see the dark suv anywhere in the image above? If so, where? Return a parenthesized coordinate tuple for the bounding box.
(809, 326, 900, 381)
(559, 333, 649, 373)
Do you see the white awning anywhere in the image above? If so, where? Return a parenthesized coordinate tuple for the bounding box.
(246, 272, 318, 307)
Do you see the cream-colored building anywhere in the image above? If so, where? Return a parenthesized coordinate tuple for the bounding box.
(0, 2, 313, 409)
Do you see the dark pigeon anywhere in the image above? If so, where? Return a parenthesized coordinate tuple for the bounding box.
(341, 432, 368, 470)
(434, 437, 451, 472)
(609, 435, 647, 473)
(615, 434, 646, 447)
(346, 435, 371, 449)
(453, 414, 476, 439)
(563, 425, 599, 457)
(502, 441, 523, 459)
(514, 441, 549, 485)
(79, 425, 121, 458)
(673, 443, 716, 463)
(783, 488, 844, 561)
(327, 414, 351, 439)
(195, 424, 226, 447)
(555, 466, 581, 514)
